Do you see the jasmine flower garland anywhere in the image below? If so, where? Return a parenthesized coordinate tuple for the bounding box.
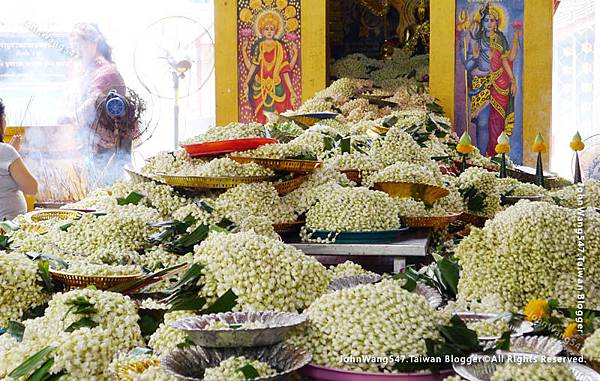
(455, 201, 600, 309)
(457, 167, 501, 218)
(581, 328, 600, 361)
(0, 288, 142, 380)
(183, 122, 265, 144)
(148, 310, 196, 354)
(0, 252, 47, 326)
(193, 231, 328, 312)
(304, 186, 400, 232)
(203, 356, 276, 381)
(289, 279, 444, 373)
(490, 362, 575, 381)
(327, 261, 377, 279)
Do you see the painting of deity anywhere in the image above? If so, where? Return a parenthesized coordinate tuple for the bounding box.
(237, 0, 302, 123)
(454, 1, 524, 163)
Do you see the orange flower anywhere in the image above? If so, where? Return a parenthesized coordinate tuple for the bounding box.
(457, 143, 474, 154)
(495, 143, 510, 154)
(563, 322, 578, 339)
(532, 133, 547, 153)
(570, 132, 585, 151)
(523, 299, 549, 321)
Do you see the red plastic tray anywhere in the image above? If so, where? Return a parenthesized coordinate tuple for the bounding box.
(182, 138, 278, 157)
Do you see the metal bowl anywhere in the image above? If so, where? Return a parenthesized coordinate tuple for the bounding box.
(170, 311, 306, 348)
(160, 343, 311, 381)
(455, 312, 534, 341)
(414, 284, 443, 309)
(483, 335, 563, 356)
(328, 275, 383, 292)
(453, 352, 600, 381)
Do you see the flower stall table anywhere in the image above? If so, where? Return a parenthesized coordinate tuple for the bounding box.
(289, 229, 431, 274)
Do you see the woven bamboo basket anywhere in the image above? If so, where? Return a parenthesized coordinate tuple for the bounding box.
(27, 209, 82, 223)
(229, 156, 322, 173)
(160, 174, 274, 189)
(273, 220, 305, 235)
(340, 169, 362, 184)
(374, 182, 449, 204)
(50, 270, 144, 291)
(19, 223, 49, 235)
(459, 212, 488, 227)
(273, 175, 309, 195)
(404, 213, 461, 229)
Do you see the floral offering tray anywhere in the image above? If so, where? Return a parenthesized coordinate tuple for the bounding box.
(159, 174, 275, 189)
(453, 352, 600, 381)
(182, 138, 278, 158)
(273, 175, 309, 195)
(50, 270, 144, 291)
(308, 228, 410, 244)
(26, 209, 83, 223)
(373, 182, 449, 205)
(404, 214, 461, 229)
(230, 156, 322, 173)
(161, 343, 311, 381)
(302, 363, 454, 381)
(170, 311, 306, 348)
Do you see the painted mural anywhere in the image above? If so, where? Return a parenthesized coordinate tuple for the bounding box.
(237, 0, 302, 123)
(454, 1, 524, 163)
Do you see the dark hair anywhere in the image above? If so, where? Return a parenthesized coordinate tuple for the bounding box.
(73, 23, 113, 62)
(96, 37, 113, 62)
(0, 98, 5, 142)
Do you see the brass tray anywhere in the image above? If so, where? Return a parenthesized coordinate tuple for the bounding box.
(50, 270, 144, 291)
(404, 213, 461, 229)
(230, 156, 322, 173)
(273, 220, 305, 235)
(19, 223, 50, 235)
(159, 174, 275, 189)
(373, 181, 449, 205)
(27, 209, 83, 223)
(124, 167, 165, 184)
(273, 175, 309, 195)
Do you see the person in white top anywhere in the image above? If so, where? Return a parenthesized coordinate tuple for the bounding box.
(0, 99, 38, 220)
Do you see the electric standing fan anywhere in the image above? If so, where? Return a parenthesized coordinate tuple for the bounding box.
(574, 134, 600, 180)
(133, 16, 215, 148)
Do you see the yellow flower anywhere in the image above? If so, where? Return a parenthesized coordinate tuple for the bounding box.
(286, 17, 299, 32)
(495, 143, 510, 154)
(457, 143, 474, 154)
(532, 133, 547, 153)
(523, 299, 549, 321)
(562, 322, 578, 339)
(570, 132, 585, 151)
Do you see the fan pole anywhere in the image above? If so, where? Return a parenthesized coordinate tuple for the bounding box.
(173, 72, 180, 149)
